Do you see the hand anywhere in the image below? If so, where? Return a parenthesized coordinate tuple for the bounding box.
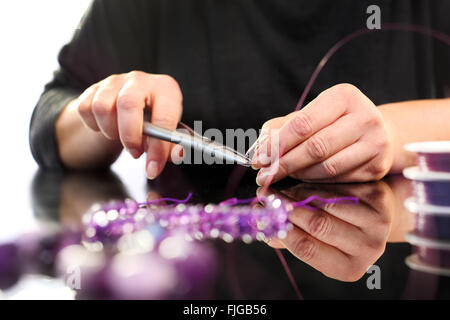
(258, 181, 394, 281)
(77, 71, 183, 179)
(254, 84, 394, 184)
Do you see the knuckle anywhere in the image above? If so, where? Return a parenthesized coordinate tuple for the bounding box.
(372, 135, 390, 151)
(364, 110, 383, 127)
(364, 238, 385, 256)
(126, 70, 145, 79)
(328, 83, 362, 110)
(277, 158, 291, 177)
(291, 236, 315, 262)
(152, 114, 178, 127)
(77, 100, 90, 115)
(341, 266, 366, 282)
(322, 200, 338, 212)
(91, 99, 111, 117)
(104, 74, 121, 84)
(158, 74, 179, 87)
(322, 158, 338, 178)
(157, 75, 183, 101)
(306, 135, 328, 160)
(289, 112, 313, 138)
(332, 83, 359, 99)
(117, 94, 138, 111)
(367, 157, 389, 180)
(308, 212, 331, 238)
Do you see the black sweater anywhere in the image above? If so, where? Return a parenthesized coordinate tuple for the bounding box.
(29, 0, 450, 169)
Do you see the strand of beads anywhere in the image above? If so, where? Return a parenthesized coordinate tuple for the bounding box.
(82, 194, 293, 247)
(82, 193, 359, 248)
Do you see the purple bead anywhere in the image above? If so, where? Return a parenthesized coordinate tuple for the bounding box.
(105, 252, 177, 299)
(167, 240, 217, 299)
(56, 244, 109, 299)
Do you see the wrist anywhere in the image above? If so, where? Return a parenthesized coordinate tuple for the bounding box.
(378, 104, 416, 173)
(56, 100, 123, 169)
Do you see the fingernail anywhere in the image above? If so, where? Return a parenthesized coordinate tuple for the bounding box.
(146, 161, 159, 180)
(256, 171, 265, 186)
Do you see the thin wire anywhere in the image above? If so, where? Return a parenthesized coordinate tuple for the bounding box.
(274, 248, 303, 300)
(296, 23, 450, 111)
(292, 195, 358, 207)
(137, 192, 193, 206)
(262, 23, 450, 301)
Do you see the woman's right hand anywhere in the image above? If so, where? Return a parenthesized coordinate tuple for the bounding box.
(77, 71, 183, 179)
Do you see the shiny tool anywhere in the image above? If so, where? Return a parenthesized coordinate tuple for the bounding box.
(143, 121, 252, 166)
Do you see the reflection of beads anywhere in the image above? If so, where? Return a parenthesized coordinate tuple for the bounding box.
(83, 194, 293, 246)
(83, 193, 358, 246)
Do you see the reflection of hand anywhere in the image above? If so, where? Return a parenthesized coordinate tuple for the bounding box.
(59, 171, 128, 229)
(257, 181, 394, 281)
(254, 84, 393, 184)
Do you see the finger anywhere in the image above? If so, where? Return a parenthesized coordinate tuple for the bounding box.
(292, 142, 389, 182)
(256, 186, 278, 199)
(169, 144, 185, 164)
(327, 152, 391, 182)
(288, 206, 369, 256)
(116, 74, 151, 158)
(77, 83, 101, 131)
(91, 75, 126, 140)
(251, 116, 287, 168)
(145, 75, 183, 179)
(146, 191, 164, 204)
(280, 227, 360, 281)
(261, 116, 287, 132)
(269, 85, 350, 156)
(291, 141, 378, 182)
(256, 114, 363, 184)
(282, 182, 388, 228)
(256, 186, 370, 256)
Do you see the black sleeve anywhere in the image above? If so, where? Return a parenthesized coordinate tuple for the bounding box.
(29, 0, 155, 169)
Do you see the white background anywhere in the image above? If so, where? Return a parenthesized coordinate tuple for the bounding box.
(0, 1, 146, 240)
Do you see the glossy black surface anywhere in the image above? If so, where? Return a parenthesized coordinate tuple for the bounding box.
(3, 162, 450, 299)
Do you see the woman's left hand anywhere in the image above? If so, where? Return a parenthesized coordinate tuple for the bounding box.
(254, 83, 394, 184)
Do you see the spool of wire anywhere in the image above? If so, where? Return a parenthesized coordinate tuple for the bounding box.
(403, 142, 450, 276)
(403, 167, 450, 206)
(405, 198, 450, 241)
(405, 233, 450, 275)
(405, 141, 450, 173)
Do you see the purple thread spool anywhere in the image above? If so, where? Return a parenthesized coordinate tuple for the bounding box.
(405, 254, 450, 277)
(405, 198, 450, 241)
(405, 141, 450, 173)
(406, 233, 450, 270)
(403, 167, 450, 206)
